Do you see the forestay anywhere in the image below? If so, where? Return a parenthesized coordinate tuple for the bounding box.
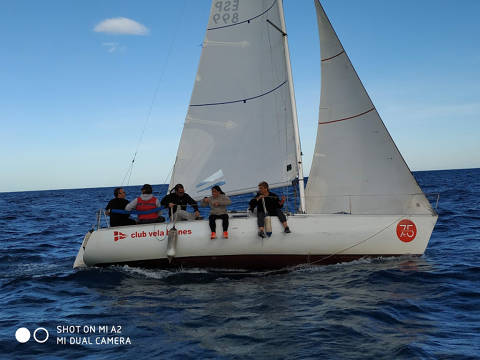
(305, 0, 433, 215)
(170, 0, 298, 199)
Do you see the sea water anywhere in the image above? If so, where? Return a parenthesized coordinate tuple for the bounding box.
(0, 169, 479, 359)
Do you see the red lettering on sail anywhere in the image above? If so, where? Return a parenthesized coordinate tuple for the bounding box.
(396, 220, 417, 242)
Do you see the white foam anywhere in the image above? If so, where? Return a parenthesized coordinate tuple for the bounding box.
(120, 265, 210, 279)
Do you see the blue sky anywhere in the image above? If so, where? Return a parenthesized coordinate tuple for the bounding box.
(1, 0, 479, 192)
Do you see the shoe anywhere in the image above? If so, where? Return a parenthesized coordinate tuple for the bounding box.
(284, 227, 291, 233)
(223, 231, 229, 239)
(258, 230, 266, 238)
(210, 232, 216, 239)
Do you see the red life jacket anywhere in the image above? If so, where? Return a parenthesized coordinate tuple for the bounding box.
(136, 196, 158, 220)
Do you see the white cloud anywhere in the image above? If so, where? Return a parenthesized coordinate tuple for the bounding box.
(94, 17, 149, 35)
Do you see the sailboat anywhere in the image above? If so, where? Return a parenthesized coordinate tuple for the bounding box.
(74, 0, 437, 270)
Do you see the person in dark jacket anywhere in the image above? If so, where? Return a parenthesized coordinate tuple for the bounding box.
(161, 184, 201, 221)
(105, 187, 136, 227)
(249, 181, 291, 238)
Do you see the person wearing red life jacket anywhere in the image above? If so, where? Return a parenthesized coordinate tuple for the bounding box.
(125, 184, 165, 224)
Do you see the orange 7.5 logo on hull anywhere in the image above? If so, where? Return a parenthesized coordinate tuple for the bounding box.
(114, 231, 127, 242)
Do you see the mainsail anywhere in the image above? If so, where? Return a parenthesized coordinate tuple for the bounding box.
(305, 0, 433, 215)
(170, 0, 299, 199)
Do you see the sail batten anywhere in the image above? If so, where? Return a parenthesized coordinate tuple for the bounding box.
(306, 0, 433, 215)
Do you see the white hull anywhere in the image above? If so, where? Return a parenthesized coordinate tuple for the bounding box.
(74, 213, 437, 270)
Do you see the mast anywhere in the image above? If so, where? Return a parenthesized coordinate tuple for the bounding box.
(278, 0, 306, 213)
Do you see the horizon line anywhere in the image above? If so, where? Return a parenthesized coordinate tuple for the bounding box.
(1, 166, 479, 194)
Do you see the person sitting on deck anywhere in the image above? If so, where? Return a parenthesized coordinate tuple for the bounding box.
(125, 184, 165, 224)
(201, 185, 232, 239)
(161, 184, 202, 221)
(249, 181, 291, 238)
(105, 187, 136, 227)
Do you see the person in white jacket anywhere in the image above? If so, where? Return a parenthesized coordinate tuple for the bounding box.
(201, 185, 231, 239)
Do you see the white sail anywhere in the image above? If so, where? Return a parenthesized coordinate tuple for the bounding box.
(170, 0, 298, 199)
(305, 0, 433, 215)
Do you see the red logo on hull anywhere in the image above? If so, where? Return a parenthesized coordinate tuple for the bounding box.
(396, 220, 417, 242)
(114, 231, 127, 242)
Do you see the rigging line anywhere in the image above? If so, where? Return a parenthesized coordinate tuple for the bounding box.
(303, 216, 405, 269)
(121, 0, 188, 186)
(152, 222, 168, 242)
(163, 164, 174, 188)
(190, 80, 287, 107)
(208, 0, 277, 30)
(319, 107, 375, 125)
(309, 216, 405, 266)
(121, 157, 137, 187)
(263, 216, 405, 276)
(121, 161, 133, 186)
(126, 164, 134, 186)
(306, 192, 427, 198)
